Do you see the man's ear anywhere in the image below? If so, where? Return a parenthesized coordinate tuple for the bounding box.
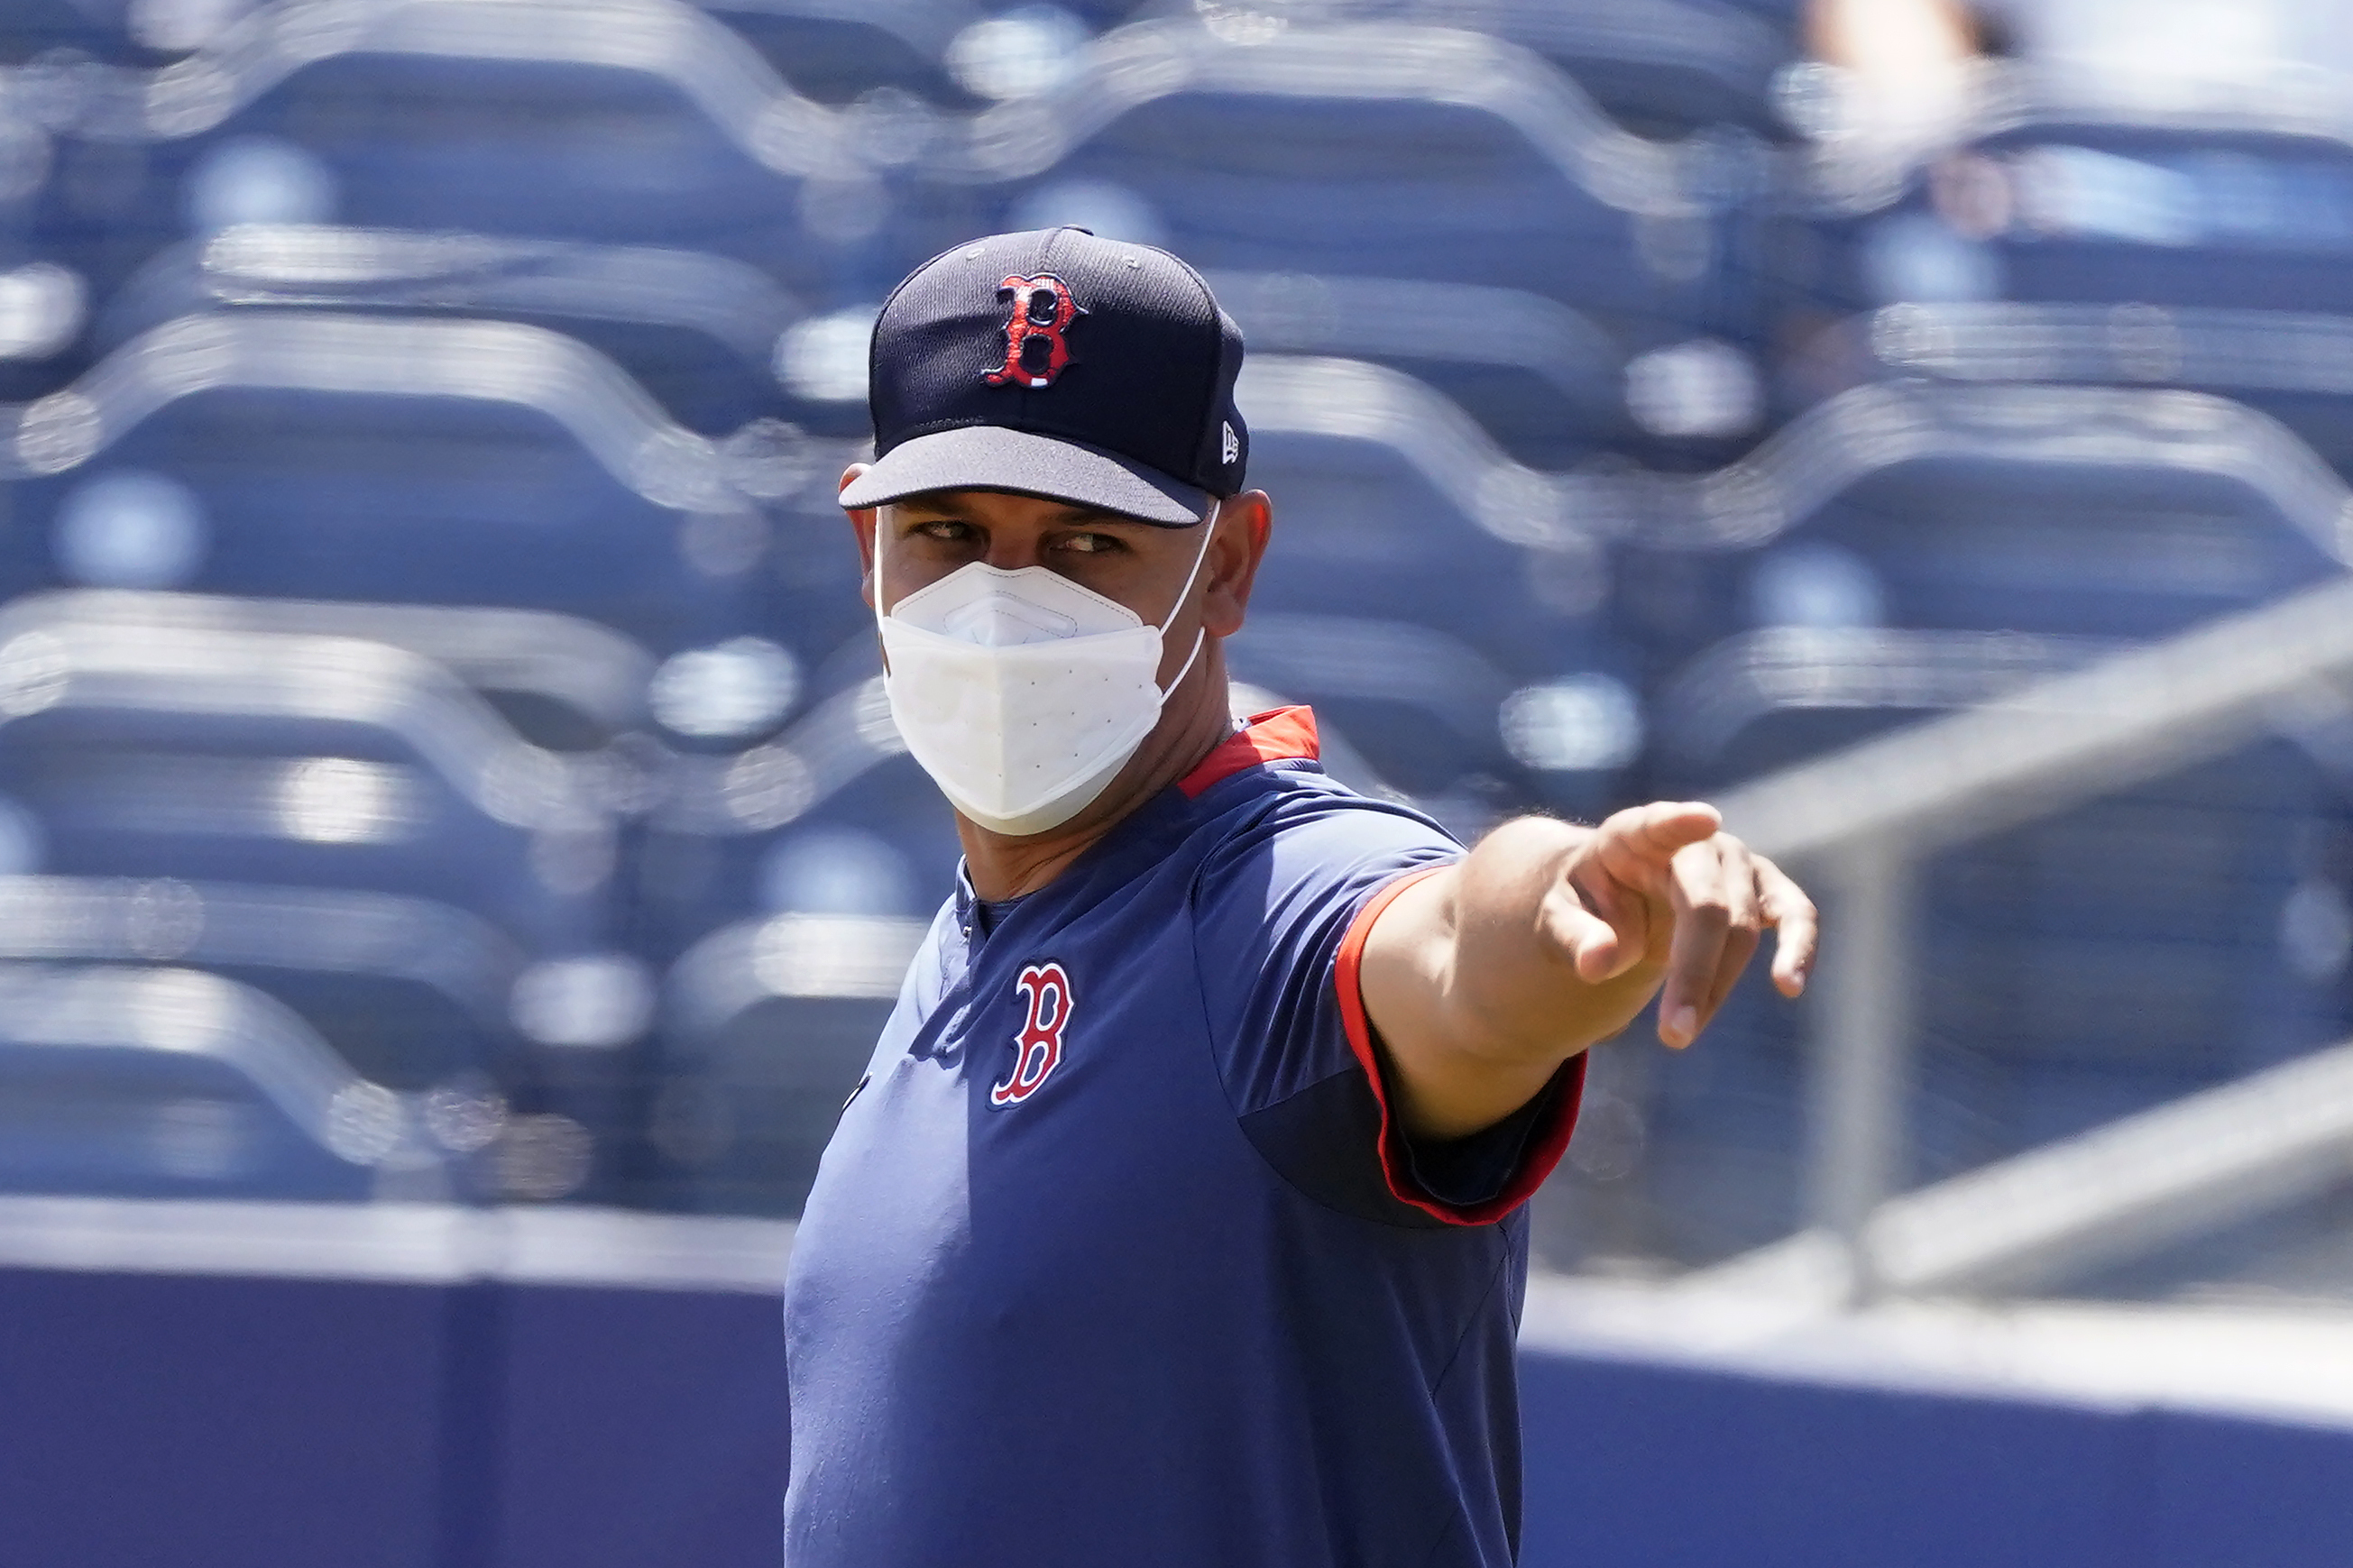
(1201, 491, 1272, 638)
(841, 464, 879, 608)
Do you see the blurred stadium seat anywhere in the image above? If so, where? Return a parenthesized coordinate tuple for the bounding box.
(690, 0, 983, 105)
(0, 619, 616, 949)
(1228, 612, 1521, 794)
(23, 0, 939, 304)
(0, 588, 659, 747)
(1653, 624, 2114, 779)
(1816, 302, 2353, 472)
(941, 20, 1748, 336)
(0, 875, 523, 1087)
(0, 0, 157, 61)
(1402, 0, 1799, 135)
(639, 676, 955, 959)
(1614, 381, 2349, 700)
(648, 907, 926, 1213)
(99, 224, 810, 435)
(0, 312, 786, 651)
(1235, 355, 1611, 643)
(1210, 271, 1630, 465)
(0, 962, 409, 1198)
(1233, 353, 1643, 813)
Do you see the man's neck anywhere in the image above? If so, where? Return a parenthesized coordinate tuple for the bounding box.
(957, 663, 1240, 903)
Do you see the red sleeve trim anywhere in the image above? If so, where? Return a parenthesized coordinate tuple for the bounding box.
(1177, 706, 1320, 798)
(1334, 866, 1586, 1227)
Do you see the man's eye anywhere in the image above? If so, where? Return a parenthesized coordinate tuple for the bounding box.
(915, 520, 972, 541)
(1060, 532, 1120, 555)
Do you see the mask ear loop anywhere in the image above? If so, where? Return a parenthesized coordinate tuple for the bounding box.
(1156, 496, 1221, 697)
(869, 506, 905, 692)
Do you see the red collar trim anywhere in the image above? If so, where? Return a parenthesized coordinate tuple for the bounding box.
(1177, 706, 1320, 799)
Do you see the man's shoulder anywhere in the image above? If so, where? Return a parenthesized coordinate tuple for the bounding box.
(1189, 768, 1461, 903)
(1206, 764, 1459, 842)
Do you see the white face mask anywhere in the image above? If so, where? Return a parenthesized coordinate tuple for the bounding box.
(876, 503, 1218, 837)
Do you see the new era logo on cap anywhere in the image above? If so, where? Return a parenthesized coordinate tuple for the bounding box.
(840, 227, 1249, 527)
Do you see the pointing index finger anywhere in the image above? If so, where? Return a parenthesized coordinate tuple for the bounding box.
(1595, 801, 1722, 866)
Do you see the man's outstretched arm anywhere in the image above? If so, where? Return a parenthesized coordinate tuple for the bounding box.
(1358, 803, 1819, 1140)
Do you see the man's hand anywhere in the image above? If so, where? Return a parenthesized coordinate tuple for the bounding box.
(1360, 806, 1818, 1141)
(1541, 801, 1816, 1049)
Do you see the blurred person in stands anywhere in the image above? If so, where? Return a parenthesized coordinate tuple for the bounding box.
(1804, 0, 1983, 160)
(782, 228, 1817, 1568)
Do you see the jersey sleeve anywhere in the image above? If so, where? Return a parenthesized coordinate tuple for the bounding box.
(1190, 792, 1584, 1229)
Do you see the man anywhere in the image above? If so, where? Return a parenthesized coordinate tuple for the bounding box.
(783, 227, 1816, 1566)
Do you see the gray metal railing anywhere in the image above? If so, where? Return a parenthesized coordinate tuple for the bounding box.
(1714, 573, 2353, 1297)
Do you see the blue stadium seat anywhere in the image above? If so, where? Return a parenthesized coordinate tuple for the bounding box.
(1787, 94, 2353, 329)
(0, 619, 619, 953)
(1813, 301, 2353, 476)
(1237, 353, 1645, 809)
(638, 677, 958, 961)
(1776, 390, 2343, 639)
(1227, 612, 1521, 797)
(0, 875, 524, 1087)
(688, 0, 981, 105)
(30, 0, 955, 306)
(1902, 740, 2348, 1182)
(0, 313, 779, 652)
(0, 962, 414, 1199)
(1237, 355, 1613, 652)
(1653, 625, 2117, 785)
(99, 225, 809, 436)
(0, 587, 661, 749)
(0, 0, 150, 62)
(647, 908, 927, 1214)
(1614, 382, 2349, 700)
(1012, 0, 1134, 29)
(939, 20, 1750, 340)
(1629, 667, 2351, 1270)
(0, 610, 662, 1189)
(1964, 130, 2353, 316)
(1359, 0, 1798, 136)
(1209, 271, 1629, 467)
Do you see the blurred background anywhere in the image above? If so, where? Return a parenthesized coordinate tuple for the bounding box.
(0, 0, 2351, 1563)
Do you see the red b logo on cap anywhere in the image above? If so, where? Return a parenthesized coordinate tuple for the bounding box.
(986, 274, 1081, 390)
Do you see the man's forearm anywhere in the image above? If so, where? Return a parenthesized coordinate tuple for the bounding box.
(1363, 803, 1811, 1140)
(1363, 817, 1641, 1140)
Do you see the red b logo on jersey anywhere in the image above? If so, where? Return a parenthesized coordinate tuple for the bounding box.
(991, 961, 1072, 1106)
(985, 274, 1081, 390)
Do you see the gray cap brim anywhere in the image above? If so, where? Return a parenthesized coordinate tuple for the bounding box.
(839, 426, 1209, 526)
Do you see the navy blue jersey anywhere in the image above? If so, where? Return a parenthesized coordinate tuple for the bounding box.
(782, 709, 1584, 1567)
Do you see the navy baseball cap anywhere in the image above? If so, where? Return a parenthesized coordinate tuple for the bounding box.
(839, 226, 1248, 526)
